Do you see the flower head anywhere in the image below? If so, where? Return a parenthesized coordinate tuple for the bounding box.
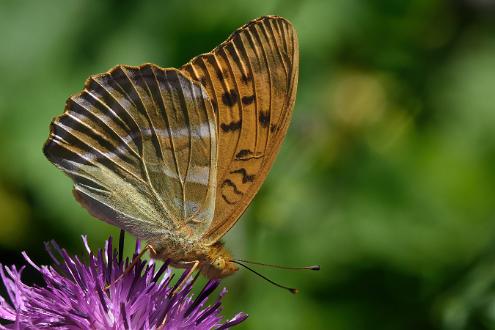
(0, 232, 247, 329)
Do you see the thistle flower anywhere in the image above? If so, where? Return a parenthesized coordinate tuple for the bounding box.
(0, 232, 247, 329)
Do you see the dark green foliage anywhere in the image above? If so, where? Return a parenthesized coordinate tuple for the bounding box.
(0, 1, 494, 329)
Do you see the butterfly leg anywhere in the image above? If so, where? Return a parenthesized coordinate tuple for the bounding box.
(171, 260, 200, 296)
(104, 244, 157, 291)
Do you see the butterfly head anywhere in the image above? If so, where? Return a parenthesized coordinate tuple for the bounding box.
(201, 242, 238, 279)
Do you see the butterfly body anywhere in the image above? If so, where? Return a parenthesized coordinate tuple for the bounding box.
(44, 16, 298, 279)
(150, 237, 237, 278)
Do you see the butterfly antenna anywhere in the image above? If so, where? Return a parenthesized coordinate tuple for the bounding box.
(231, 260, 300, 294)
(234, 259, 320, 271)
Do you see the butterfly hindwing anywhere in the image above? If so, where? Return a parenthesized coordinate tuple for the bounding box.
(44, 65, 218, 241)
(181, 16, 299, 243)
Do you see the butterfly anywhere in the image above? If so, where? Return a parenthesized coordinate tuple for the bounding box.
(43, 15, 298, 280)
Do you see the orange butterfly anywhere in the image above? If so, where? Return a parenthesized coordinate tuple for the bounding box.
(44, 16, 300, 284)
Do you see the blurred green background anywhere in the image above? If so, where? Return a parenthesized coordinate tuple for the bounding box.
(1, 0, 495, 329)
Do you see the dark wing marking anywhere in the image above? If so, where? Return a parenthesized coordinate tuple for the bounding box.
(181, 16, 298, 243)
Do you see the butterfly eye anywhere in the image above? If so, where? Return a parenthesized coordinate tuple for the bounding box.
(213, 258, 225, 269)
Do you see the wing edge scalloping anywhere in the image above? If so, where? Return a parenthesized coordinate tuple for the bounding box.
(44, 64, 219, 240)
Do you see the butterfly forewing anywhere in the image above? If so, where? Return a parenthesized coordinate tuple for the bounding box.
(181, 16, 299, 243)
(44, 65, 218, 241)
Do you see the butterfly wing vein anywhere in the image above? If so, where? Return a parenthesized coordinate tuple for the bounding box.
(44, 65, 218, 241)
(44, 15, 298, 246)
(181, 16, 299, 243)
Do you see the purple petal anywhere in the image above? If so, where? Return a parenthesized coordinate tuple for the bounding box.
(217, 312, 249, 330)
(81, 235, 91, 255)
(0, 235, 246, 329)
(20, 252, 40, 272)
